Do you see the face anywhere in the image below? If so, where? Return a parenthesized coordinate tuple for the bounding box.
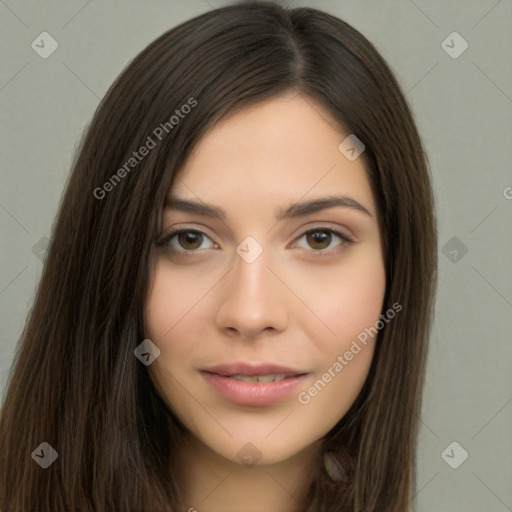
(144, 92, 386, 467)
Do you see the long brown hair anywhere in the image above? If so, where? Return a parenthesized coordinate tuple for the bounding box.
(0, 2, 437, 510)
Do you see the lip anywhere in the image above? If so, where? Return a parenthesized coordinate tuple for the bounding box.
(200, 362, 310, 406)
(202, 362, 306, 377)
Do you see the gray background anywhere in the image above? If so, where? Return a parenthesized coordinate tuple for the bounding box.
(1, 1, 511, 510)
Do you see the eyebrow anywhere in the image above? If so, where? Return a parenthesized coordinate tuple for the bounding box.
(165, 194, 373, 220)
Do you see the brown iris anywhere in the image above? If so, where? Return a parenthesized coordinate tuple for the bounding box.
(306, 230, 332, 250)
(177, 231, 203, 250)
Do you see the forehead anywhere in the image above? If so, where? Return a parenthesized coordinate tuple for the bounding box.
(170, 93, 376, 217)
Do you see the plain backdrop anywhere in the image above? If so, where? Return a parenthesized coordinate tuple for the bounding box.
(1, 1, 511, 511)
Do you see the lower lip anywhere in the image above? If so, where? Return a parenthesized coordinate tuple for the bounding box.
(201, 371, 309, 406)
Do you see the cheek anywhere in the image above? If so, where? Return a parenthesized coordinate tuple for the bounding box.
(144, 260, 216, 346)
(144, 264, 202, 393)
(296, 344, 374, 443)
(293, 249, 385, 404)
(294, 247, 386, 350)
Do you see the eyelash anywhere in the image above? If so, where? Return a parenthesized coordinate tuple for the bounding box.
(156, 227, 354, 259)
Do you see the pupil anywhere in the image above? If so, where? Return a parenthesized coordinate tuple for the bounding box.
(180, 232, 201, 249)
(309, 231, 330, 249)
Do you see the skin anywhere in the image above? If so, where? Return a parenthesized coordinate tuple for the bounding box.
(144, 91, 386, 512)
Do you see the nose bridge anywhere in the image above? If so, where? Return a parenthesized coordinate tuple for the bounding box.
(215, 237, 290, 336)
(235, 242, 273, 298)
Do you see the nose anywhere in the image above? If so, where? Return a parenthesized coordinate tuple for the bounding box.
(214, 247, 290, 340)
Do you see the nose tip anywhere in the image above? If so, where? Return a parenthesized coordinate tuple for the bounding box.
(224, 324, 279, 338)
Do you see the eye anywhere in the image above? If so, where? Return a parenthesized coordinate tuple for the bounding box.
(291, 228, 354, 256)
(157, 229, 215, 255)
(156, 227, 354, 258)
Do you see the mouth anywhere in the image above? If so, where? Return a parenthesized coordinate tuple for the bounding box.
(209, 373, 307, 383)
(200, 363, 310, 406)
(202, 362, 308, 378)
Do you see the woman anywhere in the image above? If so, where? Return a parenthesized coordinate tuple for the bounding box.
(0, 2, 437, 511)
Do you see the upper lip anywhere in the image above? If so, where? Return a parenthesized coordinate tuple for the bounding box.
(202, 362, 308, 377)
